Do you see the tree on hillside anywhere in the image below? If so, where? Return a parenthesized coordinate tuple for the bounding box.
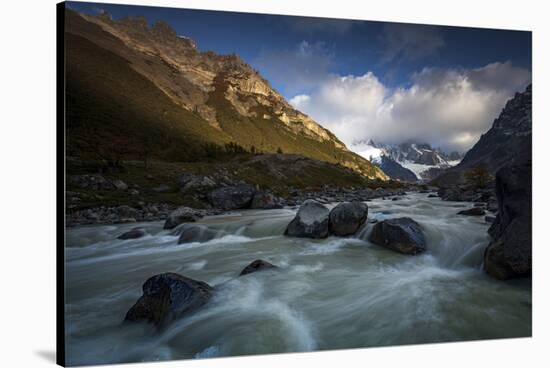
(464, 164, 492, 189)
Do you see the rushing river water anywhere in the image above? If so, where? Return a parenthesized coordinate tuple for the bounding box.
(65, 193, 531, 366)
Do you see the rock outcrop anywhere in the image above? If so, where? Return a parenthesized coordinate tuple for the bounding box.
(484, 161, 532, 279)
(285, 200, 330, 239)
(124, 273, 213, 325)
(369, 217, 427, 255)
(328, 201, 369, 236)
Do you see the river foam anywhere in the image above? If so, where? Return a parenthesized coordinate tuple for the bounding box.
(65, 192, 531, 366)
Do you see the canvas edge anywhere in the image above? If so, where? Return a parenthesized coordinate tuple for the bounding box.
(56, 1, 67, 367)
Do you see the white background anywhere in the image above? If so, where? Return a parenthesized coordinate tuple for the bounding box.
(1, 0, 548, 367)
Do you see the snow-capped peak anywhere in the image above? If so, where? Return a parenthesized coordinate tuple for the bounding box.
(350, 139, 464, 181)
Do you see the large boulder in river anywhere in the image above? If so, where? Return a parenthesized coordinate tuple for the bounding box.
(250, 191, 284, 209)
(239, 259, 278, 276)
(163, 207, 203, 230)
(369, 217, 426, 255)
(484, 162, 532, 279)
(285, 200, 329, 239)
(176, 224, 219, 244)
(118, 227, 147, 240)
(209, 184, 256, 210)
(124, 273, 213, 326)
(329, 201, 368, 236)
(457, 207, 485, 216)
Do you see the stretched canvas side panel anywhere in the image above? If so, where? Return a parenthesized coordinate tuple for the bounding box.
(56, 2, 66, 367)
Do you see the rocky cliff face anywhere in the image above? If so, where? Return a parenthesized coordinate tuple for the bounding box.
(484, 161, 532, 279)
(460, 84, 532, 168)
(432, 84, 531, 185)
(426, 84, 532, 280)
(65, 10, 387, 180)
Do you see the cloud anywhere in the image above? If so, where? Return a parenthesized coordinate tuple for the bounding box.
(253, 41, 334, 95)
(290, 62, 531, 152)
(379, 23, 445, 63)
(284, 16, 357, 34)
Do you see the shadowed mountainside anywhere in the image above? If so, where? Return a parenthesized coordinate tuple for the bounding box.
(432, 84, 531, 186)
(64, 9, 387, 180)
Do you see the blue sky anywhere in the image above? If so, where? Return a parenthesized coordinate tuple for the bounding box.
(67, 1, 532, 152)
(67, 2, 530, 98)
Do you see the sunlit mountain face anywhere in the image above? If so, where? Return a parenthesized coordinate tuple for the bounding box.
(68, 1, 531, 160)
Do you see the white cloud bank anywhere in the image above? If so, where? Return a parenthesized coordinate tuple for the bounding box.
(290, 61, 531, 152)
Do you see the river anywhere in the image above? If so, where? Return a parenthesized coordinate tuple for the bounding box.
(64, 192, 531, 366)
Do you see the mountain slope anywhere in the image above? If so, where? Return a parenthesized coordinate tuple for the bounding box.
(432, 84, 531, 186)
(64, 9, 387, 180)
(373, 156, 418, 182)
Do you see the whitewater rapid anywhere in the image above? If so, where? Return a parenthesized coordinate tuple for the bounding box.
(64, 193, 531, 366)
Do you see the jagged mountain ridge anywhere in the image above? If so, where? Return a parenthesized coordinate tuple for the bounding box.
(432, 84, 532, 185)
(352, 140, 463, 181)
(65, 9, 387, 180)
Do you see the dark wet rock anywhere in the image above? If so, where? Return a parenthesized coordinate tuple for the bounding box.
(485, 215, 496, 224)
(328, 201, 368, 236)
(487, 201, 499, 212)
(369, 217, 426, 255)
(124, 273, 213, 326)
(239, 259, 277, 276)
(118, 227, 147, 240)
(176, 224, 218, 244)
(437, 187, 461, 201)
(250, 191, 284, 209)
(457, 207, 485, 216)
(285, 199, 329, 239)
(163, 207, 204, 230)
(484, 161, 532, 280)
(428, 194, 438, 198)
(209, 184, 256, 210)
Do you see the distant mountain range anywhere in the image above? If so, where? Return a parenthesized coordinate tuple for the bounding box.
(64, 9, 387, 180)
(351, 140, 463, 182)
(351, 82, 531, 184)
